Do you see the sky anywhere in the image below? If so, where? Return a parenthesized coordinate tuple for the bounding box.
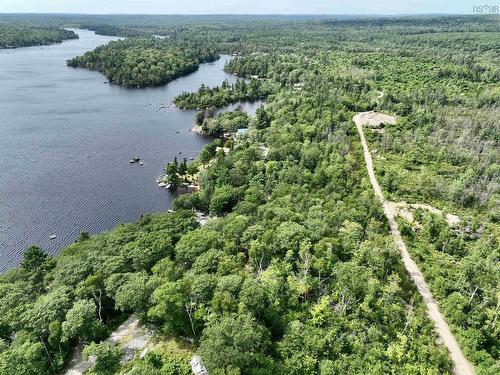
(0, 0, 488, 15)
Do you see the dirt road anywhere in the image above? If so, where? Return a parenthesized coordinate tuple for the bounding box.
(353, 112, 475, 375)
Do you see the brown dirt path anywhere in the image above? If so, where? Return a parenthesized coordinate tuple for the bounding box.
(354, 112, 475, 375)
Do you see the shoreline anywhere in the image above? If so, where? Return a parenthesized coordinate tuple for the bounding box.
(0, 36, 233, 272)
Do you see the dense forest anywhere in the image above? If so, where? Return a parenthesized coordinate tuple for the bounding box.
(0, 24, 77, 48)
(174, 79, 275, 109)
(0, 106, 454, 374)
(195, 106, 252, 136)
(0, 13, 498, 375)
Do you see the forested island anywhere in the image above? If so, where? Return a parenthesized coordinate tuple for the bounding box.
(0, 24, 77, 48)
(67, 38, 219, 87)
(0, 14, 498, 375)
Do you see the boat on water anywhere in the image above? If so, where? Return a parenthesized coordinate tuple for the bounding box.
(49, 235, 57, 240)
(129, 156, 140, 163)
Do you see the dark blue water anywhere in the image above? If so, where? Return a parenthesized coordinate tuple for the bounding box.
(0, 29, 258, 272)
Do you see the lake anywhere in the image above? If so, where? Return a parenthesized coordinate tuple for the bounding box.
(0, 29, 260, 272)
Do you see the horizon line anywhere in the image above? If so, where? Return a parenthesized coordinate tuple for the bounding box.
(0, 12, 484, 16)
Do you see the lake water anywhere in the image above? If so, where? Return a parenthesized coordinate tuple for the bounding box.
(0, 29, 260, 272)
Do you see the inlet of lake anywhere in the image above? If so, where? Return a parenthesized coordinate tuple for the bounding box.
(0, 29, 262, 272)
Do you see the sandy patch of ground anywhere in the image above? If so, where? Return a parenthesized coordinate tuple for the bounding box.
(387, 202, 421, 227)
(353, 111, 397, 129)
(191, 125, 204, 134)
(391, 202, 461, 227)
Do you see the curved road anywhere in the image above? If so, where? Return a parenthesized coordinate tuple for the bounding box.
(353, 112, 475, 375)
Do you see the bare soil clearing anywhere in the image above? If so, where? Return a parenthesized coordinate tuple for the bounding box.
(354, 112, 474, 375)
(391, 201, 461, 227)
(64, 316, 153, 375)
(353, 110, 397, 128)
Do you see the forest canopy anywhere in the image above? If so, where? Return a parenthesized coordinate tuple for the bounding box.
(67, 38, 219, 87)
